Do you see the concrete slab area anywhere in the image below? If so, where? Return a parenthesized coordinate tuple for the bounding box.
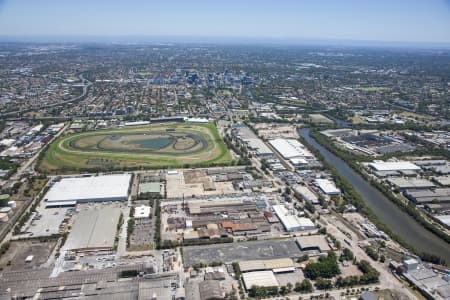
(183, 239, 302, 266)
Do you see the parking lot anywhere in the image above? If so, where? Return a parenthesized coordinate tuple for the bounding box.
(275, 269, 305, 286)
(183, 239, 303, 266)
(127, 199, 156, 251)
(129, 218, 154, 250)
(18, 202, 70, 238)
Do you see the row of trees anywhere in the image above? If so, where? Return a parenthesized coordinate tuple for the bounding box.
(40, 159, 244, 175)
(192, 261, 222, 270)
(153, 199, 162, 249)
(248, 280, 313, 298)
(126, 207, 134, 248)
(248, 286, 279, 298)
(309, 259, 380, 290)
(13, 185, 49, 235)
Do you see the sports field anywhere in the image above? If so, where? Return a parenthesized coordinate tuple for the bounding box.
(39, 122, 233, 172)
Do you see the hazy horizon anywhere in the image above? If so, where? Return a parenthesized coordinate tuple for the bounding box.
(0, 0, 449, 47)
(1, 35, 450, 51)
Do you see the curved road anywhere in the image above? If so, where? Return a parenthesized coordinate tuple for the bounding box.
(0, 74, 92, 117)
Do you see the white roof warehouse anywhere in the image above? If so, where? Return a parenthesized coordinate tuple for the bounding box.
(269, 138, 313, 159)
(272, 205, 315, 232)
(368, 161, 421, 172)
(314, 179, 341, 195)
(44, 174, 132, 208)
(242, 271, 279, 290)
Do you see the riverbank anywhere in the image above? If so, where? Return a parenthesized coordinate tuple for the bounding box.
(299, 128, 450, 264)
(308, 129, 450, 246)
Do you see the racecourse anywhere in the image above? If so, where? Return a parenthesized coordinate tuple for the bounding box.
(39, 122, 233, 172)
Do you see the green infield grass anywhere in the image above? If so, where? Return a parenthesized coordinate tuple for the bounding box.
(39, 122, 233, 173)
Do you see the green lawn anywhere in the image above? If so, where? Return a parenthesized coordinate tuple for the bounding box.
(39, 122, 233, 173)
(356, 87, 391, 92)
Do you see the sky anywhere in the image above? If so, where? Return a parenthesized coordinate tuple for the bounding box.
(0, 0, 449, 45)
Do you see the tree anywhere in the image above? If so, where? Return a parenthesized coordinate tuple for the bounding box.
(420, 252, 446, 265)
(279, 285, 289, 295)
(365, 247, 379, 261)
(335, 275, 359, 288)
(248, 286, 279, 298)
(286, 282, 293, 292)
(315, 278, 333, 290)
(357, 260, 380, 284)
(304, 251, 340, 279)
(297, 254, 309, 263)
(340, 248, 354, 261)
(285, 187, 291, 195)
(294, 279, 313, 293)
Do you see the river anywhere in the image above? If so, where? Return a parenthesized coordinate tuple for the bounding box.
(299, 128, 450, 262)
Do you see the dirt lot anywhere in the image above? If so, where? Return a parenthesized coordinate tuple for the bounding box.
(0, 239, 57, 271)
(183, 169, 207, 184)
(253, 123, 298, 139)
(339, 262, 363, 277)
(166, 170, 236, 198)
(376, 289, 412, 300)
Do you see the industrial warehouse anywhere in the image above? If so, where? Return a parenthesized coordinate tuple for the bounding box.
(272, 204, 315, 232)
(161, 194, 279, 243)
(240, 258, 298, 290)
(183, 235, 335, 293)
(44, 174, 132, 207)
(368, 161, 421, 171)
(386, 178, 435, 190)
(361, 158, 450, 223)
(296, 235, 332, 255)
(63, 204, 123, 252)
(268, 138, 313, 165)
(320, 129, 416, 156)
(292, 185, 320, 204)
(313, 178, 341, 196)
(232, 124, 273, 157)
(160, 192, 317, 244)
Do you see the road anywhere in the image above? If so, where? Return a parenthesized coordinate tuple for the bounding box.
(321, 214, 416, 299)
(11, 122, 70, 181)
(0, 74, 92, 118)
(0, 122, 71, 246)
(243, 126, 417, 298)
